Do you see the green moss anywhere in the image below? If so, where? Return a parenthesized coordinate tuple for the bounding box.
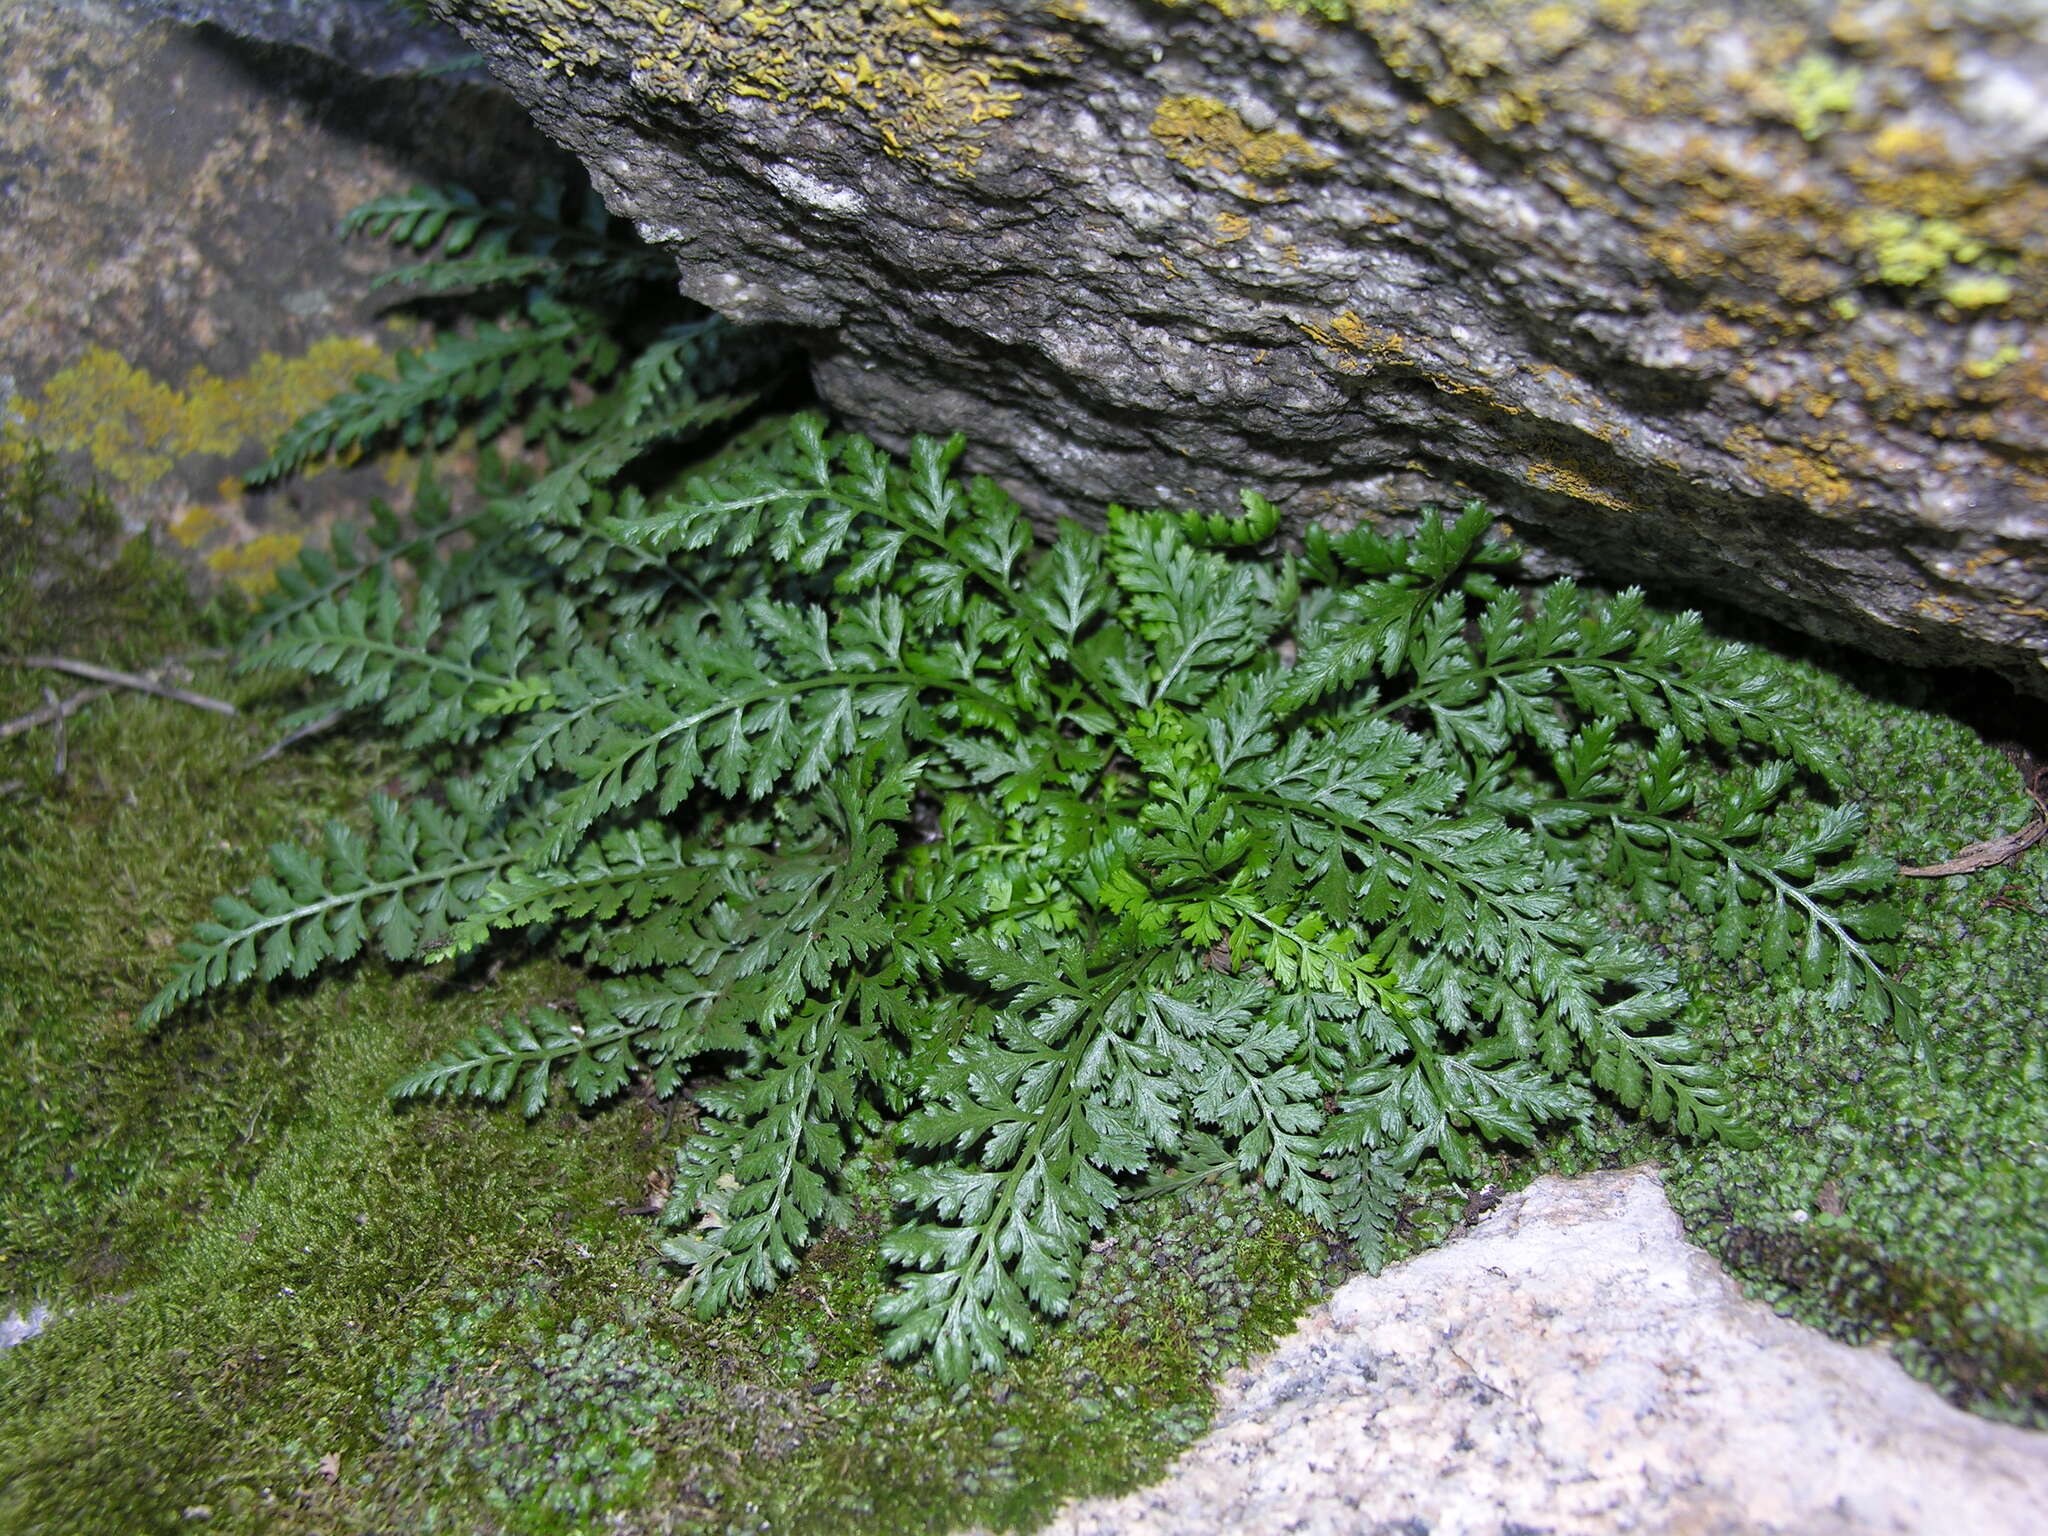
(1539, 625, 2048, 1426)
(0, 448, 1347, 1533)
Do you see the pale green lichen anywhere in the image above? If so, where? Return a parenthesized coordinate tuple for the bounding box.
(1776, 52, 1861, 140)
(1941, 273, 2016, 311)
(1961, 343, 2022, 380)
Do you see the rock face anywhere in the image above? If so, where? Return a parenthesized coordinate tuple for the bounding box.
(2, 0, 562, 589)
(1013, 1170, 2048, 1536)
(438, 0, 2048, 698)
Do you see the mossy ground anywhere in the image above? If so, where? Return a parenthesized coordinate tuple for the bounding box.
(1, 437, 2042, 1535)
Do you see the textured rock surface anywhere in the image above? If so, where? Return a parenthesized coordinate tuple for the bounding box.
(110, 0, 478, 77)
(440, 0, 2048, 697)
(1, 0, 558, 588)
(1007, 1170, 2048, 1536)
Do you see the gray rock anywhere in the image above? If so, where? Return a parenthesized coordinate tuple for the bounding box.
(0, 1307, 49, 1350)
(436, 0, 2048, 697)
(107, 0, 476, 77)
(1010, 1170, 2048, 1536)
(2, 0, 566, 584)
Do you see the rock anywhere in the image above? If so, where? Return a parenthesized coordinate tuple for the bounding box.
(1, 0, 566, 590)
(436, 0, 2048, 698)
(0, 1307, 49, 1350)
(108, 0, 477, 78)
(1007, 1170, 2048, 1536)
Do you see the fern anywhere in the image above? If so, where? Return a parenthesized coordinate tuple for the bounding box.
(147, 180, 1918, 1384)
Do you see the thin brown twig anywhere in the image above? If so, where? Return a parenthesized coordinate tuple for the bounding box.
(1899, 747, 2048, 878)
(243, 707, 348, 768)
(0, 684, 111, 742)
(2, 654, 237, 717)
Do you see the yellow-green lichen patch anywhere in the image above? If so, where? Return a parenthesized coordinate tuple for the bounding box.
(1772, 51, 1862, 140)
(1941, 273, 2016, 312)
(1846, 211, 2000, 294)
(1521, 454, 1636, 513)
(1961, 343, 2022, 382)
(1151, 94, 1334, 189)
(204, 531, 307, 594)
(488, 0, 1049, 176)
(14, 335, 391, 492)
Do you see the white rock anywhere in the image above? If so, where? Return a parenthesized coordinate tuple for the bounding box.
(1024, 1169, 2048, 1536)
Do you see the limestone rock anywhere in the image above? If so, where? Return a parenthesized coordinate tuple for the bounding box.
(1010, 1170, 2048, 1536)
(438, 0, 2048, 698)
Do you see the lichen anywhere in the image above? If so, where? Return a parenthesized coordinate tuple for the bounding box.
(14, 336, 390, 492)
(471, 0, 1049, 176)
(1151, 94, 1333, 187)
(1774, 52, 1861, 140)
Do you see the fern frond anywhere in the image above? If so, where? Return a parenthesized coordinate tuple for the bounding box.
(246, 304, 598, 484)
(142, 793, 514, 1027)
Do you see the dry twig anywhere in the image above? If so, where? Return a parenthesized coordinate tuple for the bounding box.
(1899, 747, 2048, 878)
(44, 687, 67, 782)
(244, 707, 348, 768)
(3, 654, 237, 717)
(0, 685, 111, 742)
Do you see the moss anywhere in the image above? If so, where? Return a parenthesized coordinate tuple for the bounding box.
(0, 452, 1355, 1534)
(1537, 621, 2048, 1427)
(4, 442, 2044, 1535)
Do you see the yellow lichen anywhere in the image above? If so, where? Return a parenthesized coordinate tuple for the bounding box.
(167, 505, 225, 548)
(1523, 457, 1634, 512)
(16, 336, 389, 491)
(1214, 211, 1253, 242)
(499, 0, 1046, 177)
(1524, 4, 1588, 59)
(1151, 95, 1334, 186)
(1866, 122, 1946, 162)
(203, 532, 304, 595)
(1726, 425, 1853, 508)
